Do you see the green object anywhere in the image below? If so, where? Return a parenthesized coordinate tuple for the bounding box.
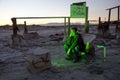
(70, 2, 86, 18)
(70, 29, 76, 37)
(65, 29, 76, 55)
(97, 45, 107, 62)
(81, 52, 85, 56)
(81, 52, 86, 63)
(85, 42, 90, 53)
(64, 29, 79, 59)
(67, 48, 71, 55)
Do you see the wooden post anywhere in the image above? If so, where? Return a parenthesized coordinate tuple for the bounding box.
(24, 21, 28, 34)
(11, 18, 25, 46)
(98, 17, 101, 29)
(115, 7, 120, 33)
(118, 6, 120, 21)
(68, 17, 71, 36)
(107, 9, 111, 33)
(99, 17, 101, 24)
(98, 17, 102, 34)
(63, 18, 67, 42)
(108, 9, 111, 23)
(85, 7, 89, 33)
(11, 18, 19, 35)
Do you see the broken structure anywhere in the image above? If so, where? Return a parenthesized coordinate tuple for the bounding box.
(98, 5, 120, 38)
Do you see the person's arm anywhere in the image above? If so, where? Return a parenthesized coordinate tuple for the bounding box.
(67, 34, 78, 55)
(69, 35, 78, 50)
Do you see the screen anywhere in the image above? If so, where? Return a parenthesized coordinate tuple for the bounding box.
(70, 2, 86, 18)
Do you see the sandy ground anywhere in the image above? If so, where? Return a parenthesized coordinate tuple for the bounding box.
(0, 26, 120, 80)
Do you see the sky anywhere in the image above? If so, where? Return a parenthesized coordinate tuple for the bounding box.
(0, 0, 120, 25)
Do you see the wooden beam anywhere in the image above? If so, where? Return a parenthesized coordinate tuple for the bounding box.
(106, 5, 120, 10)
(88, 20, 98, 22)
(13, 17, 70, 19)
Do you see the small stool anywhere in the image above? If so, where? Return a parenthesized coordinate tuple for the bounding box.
(97, 45, 107, 62)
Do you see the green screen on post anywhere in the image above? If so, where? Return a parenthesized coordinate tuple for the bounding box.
(70, 2, 86, 18)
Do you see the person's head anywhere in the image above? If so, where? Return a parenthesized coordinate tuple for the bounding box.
(70, 27, 77, 36)
(72, 27, 77, 32)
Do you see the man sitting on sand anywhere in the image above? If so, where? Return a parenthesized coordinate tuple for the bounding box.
(64, 28, 85, 63)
